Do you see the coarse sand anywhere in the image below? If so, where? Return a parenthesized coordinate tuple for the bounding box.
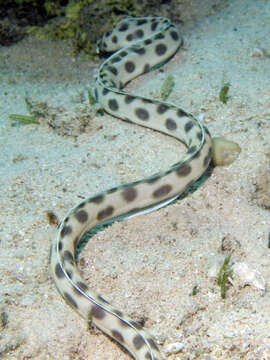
(1, 0, 270, 359)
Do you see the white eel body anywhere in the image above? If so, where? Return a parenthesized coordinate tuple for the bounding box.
(50, 16, 239, 360)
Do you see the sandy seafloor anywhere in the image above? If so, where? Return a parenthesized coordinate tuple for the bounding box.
(1, 0, 270, 359)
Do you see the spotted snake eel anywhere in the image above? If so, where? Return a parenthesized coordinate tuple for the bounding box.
(50, 16, 240, 360)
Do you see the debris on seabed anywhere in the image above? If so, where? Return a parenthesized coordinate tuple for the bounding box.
(232, 262, 266, 291)
(164, 342, 184, 356)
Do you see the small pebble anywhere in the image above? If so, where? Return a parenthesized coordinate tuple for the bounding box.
(252, 47, 269, 58)
(164, 342, 184, 355)
(232, 262, 266, 291)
